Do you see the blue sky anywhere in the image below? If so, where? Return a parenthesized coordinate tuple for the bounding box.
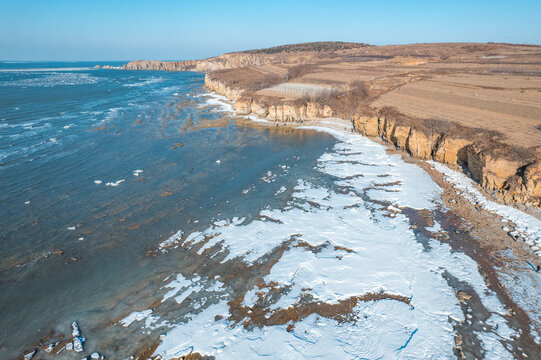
(1, 0, 540, 60)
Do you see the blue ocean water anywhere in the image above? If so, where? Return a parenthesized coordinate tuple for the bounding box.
(0, 62, 335, 357)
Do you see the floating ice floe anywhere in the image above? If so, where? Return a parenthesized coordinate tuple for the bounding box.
(120, 309, 153, 327)
(23, 350, 35, 360)
(105, 179, 125, 187)
(216, 160, 221, 164)
(73, 337, 84, 352)
(261, 170, 276, 183)
(158, 230, 184, 253)
(72, 321, 80, 337)
(94, 180, 102, 184)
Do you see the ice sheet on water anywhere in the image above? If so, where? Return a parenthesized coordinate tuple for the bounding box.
(1, 73, 99, 87)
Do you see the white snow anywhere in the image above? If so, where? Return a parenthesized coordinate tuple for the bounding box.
(158, 230, 184, 253)
(120, 309, 153, 327)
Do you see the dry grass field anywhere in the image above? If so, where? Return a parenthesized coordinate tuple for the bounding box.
(223, 42, 541, 148)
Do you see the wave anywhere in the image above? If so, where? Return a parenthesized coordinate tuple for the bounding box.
(198, 93, 234, 113)
(123, 77, 164, 87)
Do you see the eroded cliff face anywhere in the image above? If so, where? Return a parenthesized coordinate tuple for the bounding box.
(353, 115, 540, 207)
(206, 76, 540, 208)
(205, 76, 244, 101)
(125, 53, 271, 73)
(232, 97, 333, 121)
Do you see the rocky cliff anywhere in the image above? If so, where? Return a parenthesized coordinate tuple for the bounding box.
(125, 53, 272, 73)
(205, 75, 541, 208)
(353, 115, 540, 207)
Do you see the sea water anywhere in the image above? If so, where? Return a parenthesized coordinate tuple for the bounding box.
(0, 62, 335, 358)
(0, 62, 538, 359)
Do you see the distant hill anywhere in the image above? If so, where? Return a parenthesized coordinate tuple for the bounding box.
(236, 41, 371, 54)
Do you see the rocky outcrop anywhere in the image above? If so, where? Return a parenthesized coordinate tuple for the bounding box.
(206, 74, 540, 208)
(205, 76, 244, 101)
(433, 137, 472, 165)
(406, 128, 438, 159)
(230, 96, 333, 122)
(352, 115, 379, 137)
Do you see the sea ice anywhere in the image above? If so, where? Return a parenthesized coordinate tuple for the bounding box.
(124, 124, 522, 358)
(120, 309, 153, 327)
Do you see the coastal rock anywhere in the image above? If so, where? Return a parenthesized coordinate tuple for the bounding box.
(467, 146, 523, 190)
(306, 102, 322, 119)
(352, 115, 379, 137)
(523, 162, 541, 198)
(250, 101, 268, 117)
(235, 98, 252, 115)
(381, 117, 395, 142)
(322, 105, 333, 118)
(433, 136, 471, 165)
(205, 75, 244, 101)
(391, 124, 411, 151)
(126, 52, 270, 73)
(407, 128, 438, 159)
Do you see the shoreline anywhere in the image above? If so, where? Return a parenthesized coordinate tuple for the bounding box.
(219, 92, 541, 261)
(13, 85, 541, 359)
(209, 89, 541, 346)
(156, 91, 541, 357)
(204, 73, 541, 212)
